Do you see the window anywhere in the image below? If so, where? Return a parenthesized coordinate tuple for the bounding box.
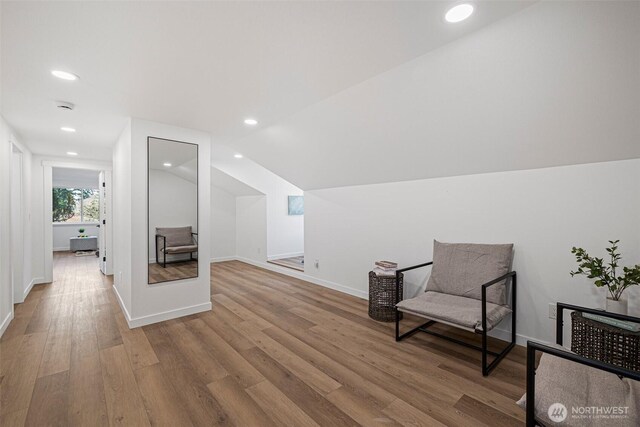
(52, 188, 100, 223)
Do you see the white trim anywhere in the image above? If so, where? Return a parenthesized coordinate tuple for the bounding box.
(267, 252, 304, 261)
(54, 247, 71, 252)
(23, 277, 39, 299)
(112, 285, 133, 326)
(235, 256, 368, 300)
(0, 311, 14, 338)
(211, 256, 236, 263)
(42, 159, 112, 170)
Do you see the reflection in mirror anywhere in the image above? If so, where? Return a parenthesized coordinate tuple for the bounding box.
(148, 137, 198, 284)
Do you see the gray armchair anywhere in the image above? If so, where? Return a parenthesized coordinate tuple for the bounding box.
(155, 226, 198, 267)
(395, 240, 517, 376)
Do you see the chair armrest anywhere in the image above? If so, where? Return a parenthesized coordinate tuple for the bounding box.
(525, 340, 640, 427)
(396, 261, 433, 274)
(481, 271, 516, 289)
(481, 271, 516, 334)
(555, 302, 640, 346)
(394, 262, 433, 304)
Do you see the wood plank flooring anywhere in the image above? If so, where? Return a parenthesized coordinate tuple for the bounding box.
(0, 251, 527, 426)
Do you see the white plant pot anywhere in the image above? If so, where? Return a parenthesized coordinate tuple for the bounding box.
(605, 297, 628, 315)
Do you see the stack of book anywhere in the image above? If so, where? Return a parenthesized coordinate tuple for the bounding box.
(373, 260, 398, 276)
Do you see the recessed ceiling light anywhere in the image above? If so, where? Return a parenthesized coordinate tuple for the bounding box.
(67, 151, 78, 156)
(445, 4, 474, 23)
(163, 162, 172, 167)
(51, 70, 79, 81)
(244, 118, 258, 126)
(60, 126, 76, 133)
(234, 154, 243, 159)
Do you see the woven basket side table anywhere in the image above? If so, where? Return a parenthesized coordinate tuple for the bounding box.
(368, 271, 403, 322)
(571, 311, 640, 372)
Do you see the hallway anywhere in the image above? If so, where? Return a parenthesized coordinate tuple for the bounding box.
(1, 252, 527, 426)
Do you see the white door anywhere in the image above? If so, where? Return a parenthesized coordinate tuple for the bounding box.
(99, 171, 107, 274)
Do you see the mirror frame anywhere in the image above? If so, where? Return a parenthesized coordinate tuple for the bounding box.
(147, 136, 199, 285)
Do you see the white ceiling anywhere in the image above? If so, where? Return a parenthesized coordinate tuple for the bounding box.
(233, 0, 640, 189)
(1, 0, 534, 163)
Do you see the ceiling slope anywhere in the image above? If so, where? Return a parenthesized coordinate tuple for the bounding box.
(232, 1, 640, 190)
(1, 1, 533, 159)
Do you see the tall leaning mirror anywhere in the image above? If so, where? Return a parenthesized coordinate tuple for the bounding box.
(148, 137, 198, 284)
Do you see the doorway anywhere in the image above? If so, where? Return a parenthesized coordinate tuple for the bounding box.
(43, 162, 112, 282)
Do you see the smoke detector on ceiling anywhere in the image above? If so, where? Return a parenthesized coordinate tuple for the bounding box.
(55, 101, 75, 111)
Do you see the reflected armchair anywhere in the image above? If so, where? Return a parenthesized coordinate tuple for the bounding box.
(155, 226, 198, 268)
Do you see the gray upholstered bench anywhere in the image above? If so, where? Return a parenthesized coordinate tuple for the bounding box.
(395, 240, 516, 376)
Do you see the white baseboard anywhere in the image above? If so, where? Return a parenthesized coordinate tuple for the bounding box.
(112, 285, 211, 329)
(236, 256, 368, 300)
(267, 252, 304, 261)
(53, 247, 70, 252)
(112, 285, 133, 325)
(23, 277, 40, 300)
(211, 256, 236, 263)
(0, 311, 14, 338)
(128, 302, 212, 329)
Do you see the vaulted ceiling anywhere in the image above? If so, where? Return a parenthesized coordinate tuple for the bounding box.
(3, 1, 638, 191)
(2, 1, 533, 169)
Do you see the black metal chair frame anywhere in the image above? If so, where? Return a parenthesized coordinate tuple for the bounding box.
(526, 303, 640, 426)
(155, 232, 198, 268)
(394, 262, 517, 376)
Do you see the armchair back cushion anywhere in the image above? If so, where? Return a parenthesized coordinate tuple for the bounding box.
(156, 226, 194, 247)
(426, 240, 513, 305)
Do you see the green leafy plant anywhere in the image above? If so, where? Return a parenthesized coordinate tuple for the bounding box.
(570, 240, 640, 301)
(78, 228, 85, 234)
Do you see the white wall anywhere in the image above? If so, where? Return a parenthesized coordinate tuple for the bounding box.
(236, 195, 267, 263)
(113, 120, 133, 312)
(211, 185, 237, 261)
(53, 224, 100, 251)
(304, 159, 640, 344)
(113, 118, 211, 327)
(211, 144, 303, 259)
(148, 169, 197, 262)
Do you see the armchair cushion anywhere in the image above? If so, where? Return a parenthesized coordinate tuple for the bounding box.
(396, 291, 511, 332)
(156, 226, 194, 247)
(163, 244, 198, 254)
(517, 350, 640, 426)
(426, 240, 513, 305)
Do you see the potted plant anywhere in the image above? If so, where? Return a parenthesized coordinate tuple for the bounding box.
(78, 228, 85, 237)
(570, 240, 640, 314)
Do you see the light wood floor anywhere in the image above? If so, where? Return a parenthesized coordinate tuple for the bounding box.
(0, 251, 527, 426)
